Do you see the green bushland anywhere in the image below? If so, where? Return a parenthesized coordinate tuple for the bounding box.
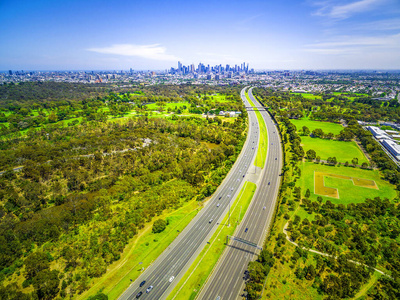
(245, 91, 268, 168)
(291, 118, 343, 135)
(167, 181, 257, 300)
(86, 199, 200, 300)
(298, 162, 396, 205)
(0, 85, 249, 299)
(300, 136, 368, 164)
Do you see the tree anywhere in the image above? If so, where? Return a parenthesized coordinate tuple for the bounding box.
(361, 162, 368, 169)
(32, 269, 60, 300)
(152, 219, 167, 233)
(24, 251, 50, 280)
(306, 149, 316, 160)
(312, 128, 324, 138)
(305, 189, 311, 198)
(302, 126, 310, 136)
(352, 157, 358, 167)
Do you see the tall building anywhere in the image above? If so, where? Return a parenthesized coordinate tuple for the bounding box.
(178, 61, 182, 72)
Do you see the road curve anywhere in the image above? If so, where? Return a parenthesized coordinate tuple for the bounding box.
(198, 87, 283, 300)
(118, 87, 261, 300)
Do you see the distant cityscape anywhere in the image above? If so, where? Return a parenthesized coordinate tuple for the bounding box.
(1, 64, 399, 103)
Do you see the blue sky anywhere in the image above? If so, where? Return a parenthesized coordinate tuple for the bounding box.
(1, 0, 399, 70)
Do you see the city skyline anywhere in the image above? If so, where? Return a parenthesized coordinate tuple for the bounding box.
(1, 0, 400, 70)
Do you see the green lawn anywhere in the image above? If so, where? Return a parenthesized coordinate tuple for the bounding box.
(290, 93, 322, 100)
(245, 91, 268, 168)
(300, 136, 368, 164)
(297, 162, 397, 205)
(200, 93, 230, 103)
(167, 181, 257, 300)
(145, 101, 189, 111)
(291, 119, 343, 135)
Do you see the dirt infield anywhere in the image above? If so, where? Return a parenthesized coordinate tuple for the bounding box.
(314, 171, 378, 198)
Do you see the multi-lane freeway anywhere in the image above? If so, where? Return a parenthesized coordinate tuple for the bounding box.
(118, 87, 262, 300)
(198, 87, 283, 300)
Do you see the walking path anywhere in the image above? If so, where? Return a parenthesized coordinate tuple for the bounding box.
(282, 222, 391, 278)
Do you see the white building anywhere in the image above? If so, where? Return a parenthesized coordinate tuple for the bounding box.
(381, 139, 400, 160)
(366, 126, 392, 140)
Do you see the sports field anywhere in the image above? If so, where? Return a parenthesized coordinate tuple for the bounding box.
(314, 171, 378, 198)
(291, 118, 343, 135)
(297, 162, 397, 204)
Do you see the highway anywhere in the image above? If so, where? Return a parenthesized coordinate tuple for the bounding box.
(198, 87, 283, 300)
(118, 87, 262, 300)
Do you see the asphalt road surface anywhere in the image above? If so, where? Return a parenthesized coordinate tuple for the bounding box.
(118, 87, 262, 300)
(198, 87, 283, 300)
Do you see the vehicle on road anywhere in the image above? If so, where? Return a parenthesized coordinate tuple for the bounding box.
(209, 219, 213, 223)
(268, 182, 270, 185)
(140, 280, 146, 287)
(217, 203, 220, 207)
(136, 291, 142, 298)
(245, 228, 248, 233)
(169, 276, 175, 282)
(263, 206, 266, 210)
(146, 286, 153, 293)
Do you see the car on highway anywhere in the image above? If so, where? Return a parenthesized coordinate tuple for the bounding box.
(268, 182, 270, 185)
(136, 291, 143, 298)
(245, 228, 248, 233)
(209, 219, 213, 223)
(169, 276, 175, 282)
(217, 203, 220, 207)
(146, 286, 153, 293)
(140, 280, 146, 287)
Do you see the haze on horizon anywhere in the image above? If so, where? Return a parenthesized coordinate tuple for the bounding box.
(1, 0, 400, 71)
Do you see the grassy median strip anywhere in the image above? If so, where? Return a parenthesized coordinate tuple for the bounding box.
(78, 200, 202, 300)
(166, 181, 257, 300)
(245, 91, 268, 168)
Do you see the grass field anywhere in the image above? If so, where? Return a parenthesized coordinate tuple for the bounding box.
(199, 93, 230, 103)
(145, 101, 189, 111)
(78, 199, 202, 300)
(315, 171, 378, 198)
(245, 91, 268, 168)
(297, 162, 397, 205)
(167, 181, 257, 300)
(291, 118, 343, 135)
(300, 136, 368, 164)
(290, 93, 322, 100)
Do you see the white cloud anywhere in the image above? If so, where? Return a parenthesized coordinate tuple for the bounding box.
(312, 0, 389, 19)
(304, 33, 400, 54)
(87, 44, 179, 61)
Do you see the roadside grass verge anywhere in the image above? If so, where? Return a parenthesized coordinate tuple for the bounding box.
(166, 181, 257, 300)
(78, 199, 202, 300)
(245, 91, 268, 168)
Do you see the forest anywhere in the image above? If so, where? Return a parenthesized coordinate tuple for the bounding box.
(0, 84, 247, 299)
